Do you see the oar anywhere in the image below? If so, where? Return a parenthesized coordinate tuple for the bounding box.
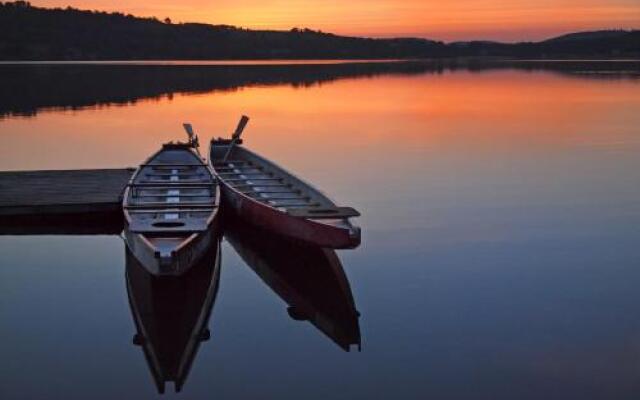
(182, 123, 199, 148)
(222, 115, 250, 163)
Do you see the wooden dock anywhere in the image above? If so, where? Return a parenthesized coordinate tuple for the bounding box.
(0, 169, 134, 234)
(0, 168, 134, 216)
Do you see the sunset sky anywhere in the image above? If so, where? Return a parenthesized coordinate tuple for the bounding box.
(31, 0, 640, 42)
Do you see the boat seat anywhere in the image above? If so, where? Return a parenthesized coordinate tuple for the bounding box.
(231, 182, 291, 188)
(133, 193, 213, 198)
(229, 176, 276, 182)
(213, 160, 249, 167)
(128, 216, 210, 233)
(128, 197, 214, 205)
(240, 188, 300, 194)
(267, 199, 317, 207)
(139, 163, 203, 168)
(218, 172, 272, 178)
(137, 178, 209, 183)
(129, 182, 216, 188)
(216, 167, 263, 173)
(251, 193, 308, 201)
(286, 207, 361, 219)
(141, 172, 208, 177)
(125, 202, 215, 209)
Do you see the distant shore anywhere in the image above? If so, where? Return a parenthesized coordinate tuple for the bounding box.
(1, 2, 639, 61)
(1, 58, 640, 65)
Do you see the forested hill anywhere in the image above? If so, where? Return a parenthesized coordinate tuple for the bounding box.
(0, 1, 445, 59)
(1, 1, 639, 60)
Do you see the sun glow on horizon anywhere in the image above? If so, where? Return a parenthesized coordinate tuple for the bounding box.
(27, 0, 640, 42)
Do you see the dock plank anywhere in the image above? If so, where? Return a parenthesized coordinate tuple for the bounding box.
(0, 169, 134, 216)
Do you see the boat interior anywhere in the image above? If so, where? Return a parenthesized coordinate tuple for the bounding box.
(125, 146, 218, 240)
(210, 142, 359, 220)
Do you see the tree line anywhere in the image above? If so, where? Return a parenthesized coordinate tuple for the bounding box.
(0, 1, 638, 60)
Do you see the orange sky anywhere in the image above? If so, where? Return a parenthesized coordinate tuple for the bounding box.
(31, 0, 640, 42)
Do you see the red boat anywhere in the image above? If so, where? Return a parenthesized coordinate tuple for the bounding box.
(208, 116, 361, 249)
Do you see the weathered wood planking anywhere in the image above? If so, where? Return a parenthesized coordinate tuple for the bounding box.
(0, 169, 134, 217)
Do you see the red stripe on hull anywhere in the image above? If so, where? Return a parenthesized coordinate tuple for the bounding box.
(221, 183, 359, 249)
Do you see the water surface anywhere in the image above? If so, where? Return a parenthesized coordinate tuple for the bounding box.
(1, 61, 640, 399)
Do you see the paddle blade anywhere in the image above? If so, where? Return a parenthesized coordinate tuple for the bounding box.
(183, 123, 195, 139)
(232, 115, 250, 139)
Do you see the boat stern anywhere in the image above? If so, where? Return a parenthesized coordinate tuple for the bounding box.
(347, 224, 362, 249)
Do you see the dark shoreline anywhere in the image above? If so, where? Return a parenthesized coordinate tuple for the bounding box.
(1, 57, 640, 64)
(1, 2, 639, 61)
(1, 59, 638, 118)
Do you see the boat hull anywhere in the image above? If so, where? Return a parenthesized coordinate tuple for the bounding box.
(220, 181, 360, 249)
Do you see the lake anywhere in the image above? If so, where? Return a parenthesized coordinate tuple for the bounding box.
(1, 60, 640, 399)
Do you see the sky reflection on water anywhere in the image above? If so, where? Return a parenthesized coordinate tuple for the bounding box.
(1, 62, 640, 399)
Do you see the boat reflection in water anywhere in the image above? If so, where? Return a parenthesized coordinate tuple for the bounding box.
(225, 220, 361, 351)
(125, 235, 222, 394)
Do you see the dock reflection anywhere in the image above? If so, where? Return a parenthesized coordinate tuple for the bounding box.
(125, 236, 222, 393)
(225, 220, 361, 351)
(0, 212, 124, 235)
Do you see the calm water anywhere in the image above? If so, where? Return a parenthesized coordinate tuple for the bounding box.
(1, 61, 640, 399)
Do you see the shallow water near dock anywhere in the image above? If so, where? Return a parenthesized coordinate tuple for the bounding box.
(1, 60, 640, 399)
